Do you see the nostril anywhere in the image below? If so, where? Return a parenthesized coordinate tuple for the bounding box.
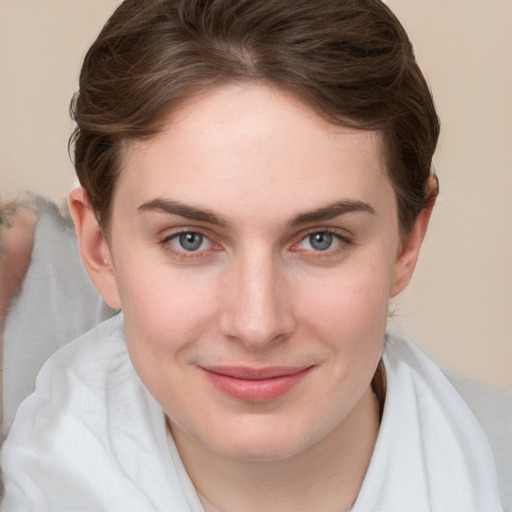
(220, 304, 296, 349)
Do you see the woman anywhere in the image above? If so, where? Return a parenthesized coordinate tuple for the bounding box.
(1, 0, 509, 510)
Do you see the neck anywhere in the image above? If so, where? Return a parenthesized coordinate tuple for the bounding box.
(171, 385, 381, 512)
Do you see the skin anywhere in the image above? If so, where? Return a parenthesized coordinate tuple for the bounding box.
(70, 83, 433, 512)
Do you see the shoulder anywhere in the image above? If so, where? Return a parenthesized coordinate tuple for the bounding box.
(445, 370, 512, 510)
(2, 314, 130, 480)
(384, 335, 512, 510)
(19, 313, 129, 414)
(384, 335, 512, 438)
(1, 314, 187, 510)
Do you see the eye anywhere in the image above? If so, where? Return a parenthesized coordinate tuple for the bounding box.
(168, 231, 213, 252)
(299, 231, 341, 252)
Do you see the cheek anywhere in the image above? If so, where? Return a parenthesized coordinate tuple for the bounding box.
(294, 257, 394, 387)
(116, 266, 219, 409)
(113, 256, 219, 359)
(298, 259, 393, 340)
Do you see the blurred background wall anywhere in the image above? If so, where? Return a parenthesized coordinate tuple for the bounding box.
(0, 0, 511, 390)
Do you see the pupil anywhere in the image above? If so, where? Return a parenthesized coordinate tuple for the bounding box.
(180, 232, 203, 251)
(310, 232, 332, 251)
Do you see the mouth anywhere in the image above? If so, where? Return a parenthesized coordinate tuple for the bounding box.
(199, 365, 315, 402)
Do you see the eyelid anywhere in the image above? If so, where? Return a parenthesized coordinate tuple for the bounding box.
(289, 227, 353, 255)
(293, 226, 352, 244)
(162, 227, 206, 242)
(160, 227, 222, 259)
(169, 231, 212, 251)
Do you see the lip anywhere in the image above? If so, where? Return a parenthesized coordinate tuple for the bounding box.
(200, 365, 314, 402)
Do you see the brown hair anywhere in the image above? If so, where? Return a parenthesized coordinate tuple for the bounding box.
(70, 0, 440, 233)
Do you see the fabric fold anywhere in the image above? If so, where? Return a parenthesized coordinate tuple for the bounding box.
(353, 336, 503, 511)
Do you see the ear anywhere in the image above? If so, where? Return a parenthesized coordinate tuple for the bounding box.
(390, 176, 437, 297)
(68, 187, 122, 309)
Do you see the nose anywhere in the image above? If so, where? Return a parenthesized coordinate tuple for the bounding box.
(219, 249, 296, 350)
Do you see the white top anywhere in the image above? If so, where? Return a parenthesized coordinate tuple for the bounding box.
(1, 314, 509, 511)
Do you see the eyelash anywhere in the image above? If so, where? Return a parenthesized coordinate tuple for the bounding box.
(159, 228, 353, 261)
(160, 229, 220, 260)
(290, 229, 353, 260)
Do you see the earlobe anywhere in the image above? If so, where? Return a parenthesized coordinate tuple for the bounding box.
(68, 187, 122, 309)
(390, 176, 437, 297)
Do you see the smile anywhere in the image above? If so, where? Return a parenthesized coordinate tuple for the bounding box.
(200, 365, 314, 402)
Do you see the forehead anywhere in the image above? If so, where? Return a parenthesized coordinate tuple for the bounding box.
(115, 83, 393, 221)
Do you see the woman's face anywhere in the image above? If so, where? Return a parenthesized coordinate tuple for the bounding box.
(100, 83, 420, 461)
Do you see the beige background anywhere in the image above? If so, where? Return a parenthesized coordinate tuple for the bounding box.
(0, 0, 511, 390)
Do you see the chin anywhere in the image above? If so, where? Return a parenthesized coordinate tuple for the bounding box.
(200, 415, 328, 463)
(214, 438, 306, 462)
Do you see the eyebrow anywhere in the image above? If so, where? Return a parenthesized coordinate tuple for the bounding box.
(137, 198, 375, 227)
(137, 198, 230, 227)
(288, 200, 375, 226)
